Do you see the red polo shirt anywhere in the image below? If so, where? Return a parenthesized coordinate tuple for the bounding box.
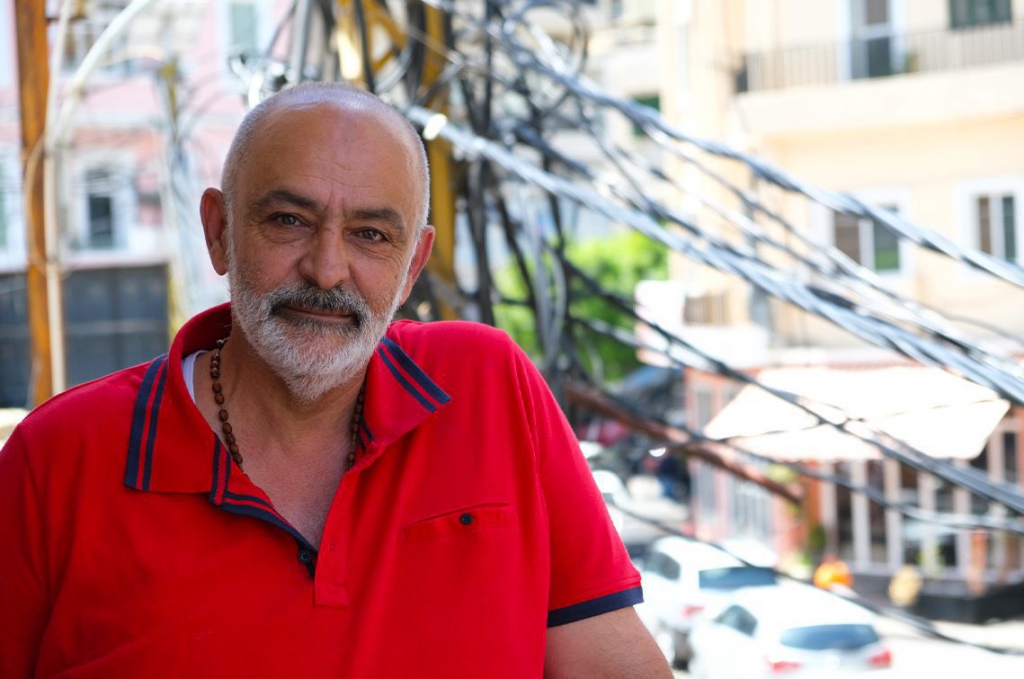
(0, 305, 641, 678)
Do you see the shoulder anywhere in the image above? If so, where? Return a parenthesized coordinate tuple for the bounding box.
(387, 319, 517, 348)
(7, 360, 156, 454)
(381, 321, 551, 405)
(385, 320, 525, 366)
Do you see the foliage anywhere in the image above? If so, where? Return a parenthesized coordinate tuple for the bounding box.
(494, 230, 668, 381)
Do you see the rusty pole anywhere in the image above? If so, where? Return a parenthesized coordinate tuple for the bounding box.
(15, 0, 55, 406)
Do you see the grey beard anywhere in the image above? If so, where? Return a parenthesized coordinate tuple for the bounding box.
(230, 280, 392, 403)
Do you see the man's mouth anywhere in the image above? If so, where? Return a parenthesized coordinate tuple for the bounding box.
(283, 304, 353, 319)
(267, 287, 367, 330)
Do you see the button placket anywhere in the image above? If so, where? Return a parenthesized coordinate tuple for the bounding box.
(312, 453, 368, 607)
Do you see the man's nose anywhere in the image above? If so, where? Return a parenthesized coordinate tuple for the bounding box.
(299, 228, 351, 290)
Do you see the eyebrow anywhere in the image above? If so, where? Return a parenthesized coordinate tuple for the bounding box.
(247, 189, 322, 216)
(349, 207, 405, 233)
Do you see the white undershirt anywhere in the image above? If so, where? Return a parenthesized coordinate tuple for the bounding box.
(182, 350, 207, 404)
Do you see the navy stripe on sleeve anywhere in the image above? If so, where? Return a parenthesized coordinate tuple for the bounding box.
(547, 587, 644, 628)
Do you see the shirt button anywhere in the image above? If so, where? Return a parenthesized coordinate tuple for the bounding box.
(460, 513, 473, 526)
(298, 549, 314, 564)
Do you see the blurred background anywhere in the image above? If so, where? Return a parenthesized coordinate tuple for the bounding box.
(3, 0, 1024, 676)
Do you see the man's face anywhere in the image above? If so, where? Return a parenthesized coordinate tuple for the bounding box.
(213, 101, 432, 401)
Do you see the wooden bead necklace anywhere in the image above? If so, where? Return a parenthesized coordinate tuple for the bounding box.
(210, 337, 365, 471)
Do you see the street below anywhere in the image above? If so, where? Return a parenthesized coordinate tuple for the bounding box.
(672, 614, 1024, 678)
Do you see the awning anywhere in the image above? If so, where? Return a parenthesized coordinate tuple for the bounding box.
(703, 366, 1011, 462)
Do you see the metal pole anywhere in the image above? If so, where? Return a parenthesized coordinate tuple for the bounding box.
(422, 3, 458, 319)
(289, 0, 314, 84)
(14, 0, 55, 406)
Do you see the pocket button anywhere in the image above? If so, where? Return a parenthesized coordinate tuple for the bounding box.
(459, 513, 474, 526)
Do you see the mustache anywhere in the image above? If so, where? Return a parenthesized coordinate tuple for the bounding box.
(266, 285, 369, 326)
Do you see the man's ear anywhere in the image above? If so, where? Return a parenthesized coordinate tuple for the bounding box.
(200, 188, 230, 276)
(399, 225, 436, 305)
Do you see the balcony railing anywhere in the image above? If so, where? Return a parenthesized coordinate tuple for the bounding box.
(738, 19, 1024, 93)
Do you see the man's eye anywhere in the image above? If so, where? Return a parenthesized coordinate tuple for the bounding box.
(357, 229, 385, 243)
(273, 214, 301, 227)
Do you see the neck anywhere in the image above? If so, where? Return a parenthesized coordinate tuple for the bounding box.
(208, 333, 369, 468)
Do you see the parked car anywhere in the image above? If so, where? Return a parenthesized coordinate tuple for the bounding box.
(688, 583, 893, 678)
(639, 536, 778, 668)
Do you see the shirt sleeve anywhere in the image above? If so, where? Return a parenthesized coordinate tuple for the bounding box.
(512, 347, 643, 627)
(0, 427, 50, 678)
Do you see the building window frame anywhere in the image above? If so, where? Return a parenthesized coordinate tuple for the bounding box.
(838, 0, 908, 82)
(949, 0, 1013, 29)
(0, 153, 24, 271)
(815, 186, 912, 278)
(957, 176, 1024, 274)
(630, 94, 660, 137)
(217, 0, 271, 88)
(71, 156, 135, 255)
(57, 0, 135, 78)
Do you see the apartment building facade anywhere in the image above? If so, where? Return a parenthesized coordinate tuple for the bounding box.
(0, 0, 288, 406)
(627, 0, 1024, 597)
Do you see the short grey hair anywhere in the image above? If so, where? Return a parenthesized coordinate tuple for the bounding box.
(220, 82, 431, 230)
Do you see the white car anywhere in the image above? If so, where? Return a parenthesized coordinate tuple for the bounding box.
(688, 583, 893, 678)
(639, 536, 778, 668)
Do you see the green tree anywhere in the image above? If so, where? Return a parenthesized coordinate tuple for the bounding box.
(494, 229, 668, 381)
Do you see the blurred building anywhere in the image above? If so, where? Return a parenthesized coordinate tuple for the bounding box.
(626, 0, 1024, 608)
(0, 0, 289, 407)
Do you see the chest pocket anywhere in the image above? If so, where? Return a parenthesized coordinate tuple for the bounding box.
(401, 503, 514, 543)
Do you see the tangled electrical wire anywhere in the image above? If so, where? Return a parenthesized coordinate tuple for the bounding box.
(227, 0, 1024, 552)
(223, 0, 1024, 655)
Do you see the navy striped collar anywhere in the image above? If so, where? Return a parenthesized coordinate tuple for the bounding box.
(123, 304, 452, 496)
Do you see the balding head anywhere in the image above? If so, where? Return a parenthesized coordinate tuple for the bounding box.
(220, 82, 431, 230)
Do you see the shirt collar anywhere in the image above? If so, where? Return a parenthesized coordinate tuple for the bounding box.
(124, 304, 452, 495)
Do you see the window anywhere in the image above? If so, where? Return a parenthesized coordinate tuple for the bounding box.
(698, 566, 776, 591)
(227, 0, 261, 57)
(696, 461, 718, 520)
(74, 163, 133, 253)
(1004, 431, 1018, 483)
(648, 551, 681, 581)
(0, 0, 11, 90)
(851, 0, 895, 79)
(0, 180, 7, 250)
(959, 178, 1023, 271)
(84, 169, 116, 249)
(0, 159, 22, 257)
(684, 291, 730, 325)
(950, 0, 1012, 29)
(865, 0, 889, 24)
(693, 387, 713, 428)
(779, 624, 879, 650)
(832, 205, 901, 272)
(631, 95, 660, 136)
(61, 1, 132, 75)
(218, 0, 268, 86)
(974, 193, 1017, 262)
(716, 605, 757, 636)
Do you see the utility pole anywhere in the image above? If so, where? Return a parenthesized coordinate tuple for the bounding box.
(15, 0, 56, 406)
(421, 3, 459, 319)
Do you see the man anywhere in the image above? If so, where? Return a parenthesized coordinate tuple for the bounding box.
(0, 83, 671, 678)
